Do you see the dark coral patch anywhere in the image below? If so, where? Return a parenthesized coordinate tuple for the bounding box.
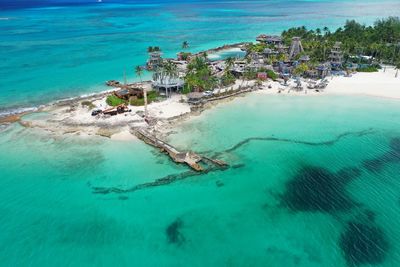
(216, 180, 224, 187)
(232, 163, 245, 169)
(363, 137, 400, 173)
(390, 137, 400, 152)
(281, 166, 360, 213)
(363, 158, 385, 172)
(363, 209, 376, 222)
(166, 218, 185, 245)
(340, 222, 388, 266)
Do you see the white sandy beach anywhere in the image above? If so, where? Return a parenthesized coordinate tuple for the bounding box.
(255, 66, 400, 99)
(13, 66, 400, 141)
(326, 67, 400, 99)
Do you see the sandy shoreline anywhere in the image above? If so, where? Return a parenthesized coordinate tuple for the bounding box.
(1, 67, 399, 141)
(326, 67, 400, 100)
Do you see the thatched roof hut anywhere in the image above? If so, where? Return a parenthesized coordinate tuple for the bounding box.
(114, 88, 143, 100)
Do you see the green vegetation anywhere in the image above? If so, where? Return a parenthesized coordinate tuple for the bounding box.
(356, 66, 379, 72)
(135, 65, 143, 82)
(184, 57, 218, 93)
(281, 17, 400, 64)
(266, 70, 278, 80)
(221, 57, 236, 86)
(81, 100, 95, 110)
(147, 46, 161, 53)
(129, 91, 159, 106)
(221, 72, 235, 86)
(293, 63, 309, 76)
(106, 95, 127, 106)
(246, 43, 268, 53)
(243, 69, 257, 80)
(179, 52, 191, 60)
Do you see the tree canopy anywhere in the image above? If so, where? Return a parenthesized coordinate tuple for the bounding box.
(281, 17, 400, 64)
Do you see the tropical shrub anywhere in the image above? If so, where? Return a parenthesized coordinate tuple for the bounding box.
(81, 100, 95, 110)
(266, 69, 278, 80)
(106, 95, 127, 106)
(129, 91, 159, 106)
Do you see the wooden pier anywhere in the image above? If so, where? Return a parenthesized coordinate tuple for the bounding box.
(134, 128, 227, 171)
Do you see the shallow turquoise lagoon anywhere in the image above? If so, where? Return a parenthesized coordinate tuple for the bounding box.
(1, 94, 400, 266)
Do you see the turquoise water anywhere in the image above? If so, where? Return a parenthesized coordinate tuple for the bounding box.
(208, 48, 246, 61)
(1, 94, 400, 266)
(1, 0, 400, 113)
(2, 1, 400, 266)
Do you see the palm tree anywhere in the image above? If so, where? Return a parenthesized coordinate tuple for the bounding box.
(135, 65, 143, 82)
(224, 57, 236, 91)
(163, 61, 178, 79)
(182, 41, 189, 49)
(225, 57, 235, 72)
(323, 26, 330, 36)
(135, 65, 147, 118)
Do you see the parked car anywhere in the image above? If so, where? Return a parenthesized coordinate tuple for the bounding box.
(91, 109, 102, 116)
(203, 90, 213, 97)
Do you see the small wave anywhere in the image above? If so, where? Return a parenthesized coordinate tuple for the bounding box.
(0, 107, 39, 119)
(0, 87, 115, 119)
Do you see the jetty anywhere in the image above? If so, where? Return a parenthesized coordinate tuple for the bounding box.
(134, 128, 227, 171)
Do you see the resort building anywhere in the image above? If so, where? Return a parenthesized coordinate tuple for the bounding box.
(231, 60, 247, 75)
(248, 52, 265, 64)
(208, 61, 225, 76)
(114, 88, 143, 101)
(147, 51, 163, 70)
(289, 37, 304, 59)
(276, 43, 289, 55)
(256, 34, 283, 46)
(263, 48, 279, 59)
(152, 69, 184, 97)
(316, 63, 331, 78)
(276, 61, 292, 75)
(329, 42, 343, 69)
